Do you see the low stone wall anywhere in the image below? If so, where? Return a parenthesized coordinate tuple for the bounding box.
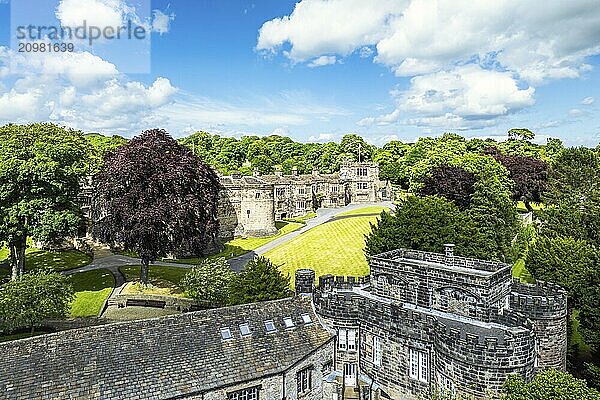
(109, 293, 211, 312)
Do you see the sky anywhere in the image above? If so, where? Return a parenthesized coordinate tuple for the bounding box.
(0, 0, 599, 146)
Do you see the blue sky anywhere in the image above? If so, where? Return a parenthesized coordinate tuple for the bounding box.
(0, 0, 599, 146)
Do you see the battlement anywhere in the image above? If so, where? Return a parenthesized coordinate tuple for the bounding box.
(372, 247, 509, 273)
(317, 274, 370, 290)
(511, 279, 567, 317)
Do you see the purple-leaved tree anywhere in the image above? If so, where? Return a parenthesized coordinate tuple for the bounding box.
(92, 129, 221, 285)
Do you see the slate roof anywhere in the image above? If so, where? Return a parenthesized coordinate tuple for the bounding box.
(259, 173, 340, 185)
(219, 175, 271, 186)
(0, 297, 333, 400)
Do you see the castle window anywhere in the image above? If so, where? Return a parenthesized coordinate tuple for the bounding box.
(373, 336, 382, 367)
(409, 348, 428, 383)
(264, 320, 277, 333)
(246, 210, 251, 218)
(296, 366, 312, 394)
(276, 187, 286, 196)
(347, 329, 356, 351)
(338, 328, 347, 350)
(331, 185, 338, 193)
(239, 323, 251, 337)
(357, 168, 368, 176)
(255, 192, 261, 199)
(296, 201, 306, 209)
(357, 182, 368, 190)
(228, 386, 260, 400)
(298, 187, 306, 195)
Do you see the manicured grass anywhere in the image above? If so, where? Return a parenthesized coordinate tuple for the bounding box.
(170, 220, 304, 264)
(336, 206, 390, 217)
(512, 258, 535, 283)
(67, 269, 115, 318)
(265, 215, 379, 287)
(120, 265, 189, 285)
(0, 247, 91, 272)
(284, 211, 317, 224)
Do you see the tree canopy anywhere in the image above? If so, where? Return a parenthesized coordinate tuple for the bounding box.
(180, 258, 235, 306)
(228, 256, 291, 305)
(0, 123, 89, 279)
(92, 129, 222, 284)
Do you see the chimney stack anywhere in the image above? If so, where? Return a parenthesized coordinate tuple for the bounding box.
(292, 166, 298, 176)
(232, 171, 241, 180)
(253, 167, 260, 177)
(275, 166, 283, 177)
(444, 244, 455, 260)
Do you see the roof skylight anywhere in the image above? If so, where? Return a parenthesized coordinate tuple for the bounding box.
(301, 314, 312, 324)
(264, 320, 277, 333)
(239, 323, 251, 337)
(220, 327, 232, 340)
(283, 317, 294, 328)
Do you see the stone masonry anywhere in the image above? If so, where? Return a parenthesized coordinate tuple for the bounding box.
(296, 245, 568, 399)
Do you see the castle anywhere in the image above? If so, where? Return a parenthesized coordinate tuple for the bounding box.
(213, 161, 392, 241)
(0, 246, 567, 400)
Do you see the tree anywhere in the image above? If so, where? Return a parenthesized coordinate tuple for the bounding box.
(365, 196, 476, 257)
(419, 165, 476, 210)
(228, 256, 290, 305)
(0, 123, 89, 280)
(486, 147, 549, 212)
(92, 129, 221, 285)
(508, 128, 535, 141)
(525, 236, 597, 299)
(180, 258, 234, 306)
(0, 271, 74, 333)
(502, 369, 600, 400)
(340, 134, 373, 162)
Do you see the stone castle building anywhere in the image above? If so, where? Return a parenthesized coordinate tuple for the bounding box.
(213, 161, 392, 241)
(82, 161, 392, 244)
(0, 247, 567, 400)
(297, 244, 568, 399)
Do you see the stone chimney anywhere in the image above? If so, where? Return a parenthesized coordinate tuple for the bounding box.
(295, 269, 315, 296)
(253, 167, 260, 177)
(292, 166, 298, 176)
(312, 168, 319, 176)
(275, 166, 283, 177)
(444, 244, 455, 265)
(232, 171, 241, 179)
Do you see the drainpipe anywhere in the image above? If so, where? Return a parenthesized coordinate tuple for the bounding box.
(282, 372, 286, 400)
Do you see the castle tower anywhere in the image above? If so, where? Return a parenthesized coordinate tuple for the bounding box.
(511, 280, 568, 371)
(295, 269, 315, 296)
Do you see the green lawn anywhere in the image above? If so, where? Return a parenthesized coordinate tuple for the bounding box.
(0, 246, 91, 273)
(284, 211, 317, 224)
(170, 220, 304, 264)
(265, 215, 379, 287)
(120, 265, 189, 285)
(336, 206, 390, 217)
(67, 269, 115, 318)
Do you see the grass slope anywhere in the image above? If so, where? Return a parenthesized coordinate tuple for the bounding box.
(265, 215, 378, 287)
(171, 220, 303, 264)
(68, 269, 115, 318)
(120, 265, 188, 285)
(336, 206, 390, 217)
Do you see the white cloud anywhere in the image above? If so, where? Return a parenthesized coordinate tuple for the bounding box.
(256, 0, 404, 62)
(56, 0, 132, 30)
(152, 9, 176, 34)
(308, 55, 337, 68)
(308, 133, 336, 142)
(359, 65, 534, 130)
(582, 96, 595, 105)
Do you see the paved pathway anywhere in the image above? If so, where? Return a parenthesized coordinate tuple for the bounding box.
(227, 201, 394, 271)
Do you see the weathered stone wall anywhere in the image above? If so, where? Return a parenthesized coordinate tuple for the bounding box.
(202, 375, 281, 400)
(284, 340, 335, 400)
(511, 280, 568, 371)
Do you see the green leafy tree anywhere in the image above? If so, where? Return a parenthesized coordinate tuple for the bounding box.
(525, 236, 597, 299)
(0, 123, 89, 280)
(92, 129, 221, 285)
(502, 369, 600, 400)
(228, 256, 290, 305)
(508, 128, 535, 141)
(0, 271, 74, 333)
(180, 257, 235, 306)
(85, 133, 127, 173)
(340, 134, 373, 162)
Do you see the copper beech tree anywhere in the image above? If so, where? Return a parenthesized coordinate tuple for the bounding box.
(92, 129, 221, 285)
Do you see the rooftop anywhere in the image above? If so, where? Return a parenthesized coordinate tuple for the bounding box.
(0, 297, 332, 400)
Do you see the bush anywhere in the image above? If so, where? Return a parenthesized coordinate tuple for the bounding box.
(180, 257, 234, 306)
(229, 256, 291, 305)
